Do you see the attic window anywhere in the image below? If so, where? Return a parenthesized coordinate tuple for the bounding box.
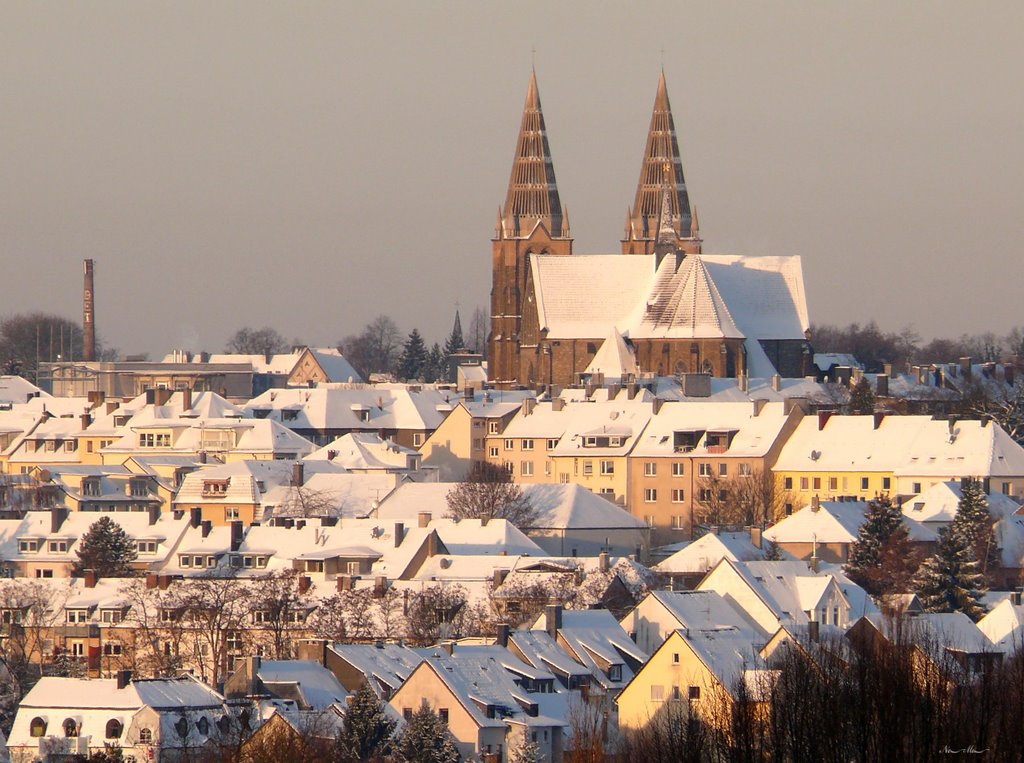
(202, 479, 230, 498)
(30, 717, 46, 737)
(83, 478, 101, 497)
(673, 430, 704, 452)
(282, 409, 299, 422)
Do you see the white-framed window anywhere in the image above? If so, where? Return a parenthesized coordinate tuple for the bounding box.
(559, 473, 570, 484)
(489, 446, 499, 458)
(718, 463, 728, 477)
(600, 460, 614, 476)
(671, 515, 686, 529)
(101, 609, 123, 624)
(739, 463, 752, 477)
(544, 461, 552, 476)
(19, 540, 38, 553)
(546, 439, 558, 450)
(225, 507, 240, 520)
(698, 463, 711, 477)
(48, 541, 68, 553)
(64, 441, 75, 452)
(644, 488, 657, 503)
(66, 609, 88, 624)
(488, 421, 500, 434)
(521, 439, 534, 451)
(179, 555, 192, 568)
(644, 462, 657, 477)
(672, 462, 684, 477)
(860, 477, 869, 491)
(504, 439, 514, 450)
(650, 685, 664, 701)
(136, 541, 157, 554)
(672, 488, 685, 503)
(521, 461, 534, 477)
(582, 461, 593, 477)
(412, 433, 425, 447)
(503, 461, 514, 474)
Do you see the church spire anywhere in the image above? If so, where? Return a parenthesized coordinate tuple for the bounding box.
(499, 70, 568, 240)
(622, 70, 697, 254)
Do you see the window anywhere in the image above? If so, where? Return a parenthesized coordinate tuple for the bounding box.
(833, 606, 840, 626)
(45, 440, 57, 452)
(719, 463, 728, 477)
(197, 716, 210, 736)
(784, 477, 793, 490)
(48, 541, 68, 553)
(83, 478, 101, 497)
(698, 463, 711, 477)
(582, 461, 593, 477)
(225, 631, 243, 652)
(504, 439, 515, 450)
(608, 665, 622, 682)
(521, 461, 534, 477)
(521, 439, 534, 451)
(650, 684, 664, 701)
(438, 708, 449, 724)
(1003, 482, 1012, 495)
(403, 708, 413, 721)
(559, 473, 569, 484)
(101, 609, 123, 624)
(671, 515, 686, 529)
(488, 422, 500, 434)
(30, 717, 47, 737)
(19, 540, 38, 553)
(698, 488, 712, 502)
(503, 461, 514, 474)
(138, 727, 153, 744)
(672, 685, 682, 701)
(489, 447, 499, 458)
(812, 477, 821, 490)
(644, 488, 657, 503)
(860, 477, 869, 491)
(800, 477, 809, 490)
(544, 461, 552, 476)
(547, 439, 558, 450)
(912, 482, 922, 494)
(347, 561, 361, 575)
(644, 462, 657, 477)
(600, 461, 614, 476)
(829, 477, 838, 491)
(136, 541, 157, 554)
(412, 433, 425, 447)
(882, 477, 891, 491)
(129, 480, 148, 497)
(672, 462, 685, 477)
(64, 718, 79, 737)
(106, 719, 123, 739)
(35, 569, 53, 578)
(688, 686, 701, 700)
(103, 643, 123, 656)
(739, 463, 752, 477)
(180, 555, 192, 568)
(672, 653, 680, 664)
(225, 507, 240, 520)
(202, 480, 229, 497)
(672, 489, 685, 503)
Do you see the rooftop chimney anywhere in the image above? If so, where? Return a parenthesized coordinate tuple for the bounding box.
(230, 520, 243, 552)
(116, 670, 131, 691)
(418, 511, 431, 528)
(545, 604, 563, 640)
(292, 462, 305, 487)
(875, 374, 889, 397)
(598, 551, 610, 573)
(496, 623, 510, 648)
(771, 374, 782, 392)
(394, 522, 405, 547)
(181, 388, 192, 412)
(50, 507, 68, 534)
(818, 411, 833, 430)
(147, 505, 160, 526)
(83, 259, 96, 362)
(80, 413, 92, 431)
(298, 576, 312, 594)
(808, 620, 820, 644)
(201, 520, 212, 538)
(189, 507, 202, 529)
(811, 495, 820, 512)
(84, 569, 98, 588)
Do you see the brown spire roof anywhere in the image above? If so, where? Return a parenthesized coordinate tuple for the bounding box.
(627, 71, 693, 243)
(499, 70, 568, 240)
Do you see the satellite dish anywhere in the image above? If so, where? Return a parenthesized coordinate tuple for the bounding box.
(810, 450, 821, 461)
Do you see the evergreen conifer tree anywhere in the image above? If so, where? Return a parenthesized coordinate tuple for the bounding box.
(336, 682, 396, 762)
(951, 478, 1000, 580)
(399, 329, 428, 381)
(848, 376, 876, 415)
(394, 706, 461, 763)
(72, 516, 137, 578)
(914, 524, 986, 620)
(425, 342, 446, 383)
(846, 496, 902, 587)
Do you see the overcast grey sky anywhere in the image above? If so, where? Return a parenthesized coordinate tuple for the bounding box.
(2, 2, 1022, 357)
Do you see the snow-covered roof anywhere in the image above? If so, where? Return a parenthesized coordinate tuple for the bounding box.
(630, 400, 792, 458)
(306, 432, 419, 470)
(774, 414, 1024, 478)
(977, 598, 1024, 650)
(243, 387, 452, 433)
(256, 660, 349, 710)
(584, 329, 639, 379)
(764, 500, 936, 545)
(902, 480, 1022, 525)
(0, 375, 49, 404)
(656, 531, 767, 574)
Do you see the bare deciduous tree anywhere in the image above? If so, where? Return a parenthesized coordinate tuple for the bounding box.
(446, 461, 537, 528)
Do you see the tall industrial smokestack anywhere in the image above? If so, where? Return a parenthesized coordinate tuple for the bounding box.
(83, 259, 96, 362)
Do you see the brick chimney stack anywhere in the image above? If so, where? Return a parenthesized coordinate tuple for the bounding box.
(83, 259, 96, 362)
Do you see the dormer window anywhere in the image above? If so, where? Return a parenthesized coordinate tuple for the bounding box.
(282, 409, 300, 422)
(135, 541, 157, 554)
(101, 608, 124, 624)
(608, 664, 622, 682)
(113, 415, 131, 427)
(202, 479, 230, 498)
(19, 540, 39, 553)
(48, 540, 69, 553)
(66, 609, 88, 624)
(82, 478, 101, 497)
(673, 430, 704, 453)
(129, 479, 149, 497)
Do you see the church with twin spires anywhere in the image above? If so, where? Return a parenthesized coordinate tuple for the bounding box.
(487, 70, 812, 390)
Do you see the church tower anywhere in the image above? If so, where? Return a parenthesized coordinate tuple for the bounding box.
(622, 71, 701, 255)
(488, 70, 572, 387)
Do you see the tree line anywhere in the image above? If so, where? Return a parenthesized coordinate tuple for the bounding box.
(812, 321, 1024, 373)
